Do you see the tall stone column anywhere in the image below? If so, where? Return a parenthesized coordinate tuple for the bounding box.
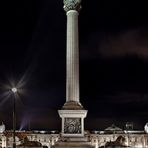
(66, 5, 80, 103)
(58, 0, 87, 137)
(62, 0, 83, 110)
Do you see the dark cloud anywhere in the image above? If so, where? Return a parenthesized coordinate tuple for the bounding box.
(99, 28, 148, 58)
(98, 92, 148, 104)
(81, 27, 148, 59)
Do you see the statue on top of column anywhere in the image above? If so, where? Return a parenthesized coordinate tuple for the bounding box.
(63, 0, 82, 12)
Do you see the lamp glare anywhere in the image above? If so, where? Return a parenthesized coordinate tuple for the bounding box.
(11, 88, 17, 93)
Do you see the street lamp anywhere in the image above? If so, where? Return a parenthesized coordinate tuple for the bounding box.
(12, 88, 17, 93)
(11, 87, 17, 148)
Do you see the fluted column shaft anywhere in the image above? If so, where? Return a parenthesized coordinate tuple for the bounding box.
(66, 10, 79, 102)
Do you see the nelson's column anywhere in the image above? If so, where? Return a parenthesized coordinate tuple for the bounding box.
(52, 0, 94, 147)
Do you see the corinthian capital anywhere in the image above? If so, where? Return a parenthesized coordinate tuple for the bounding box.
(63, 0, 82, 12)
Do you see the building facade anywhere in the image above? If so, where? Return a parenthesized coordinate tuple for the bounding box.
(0, 130, 148, 147)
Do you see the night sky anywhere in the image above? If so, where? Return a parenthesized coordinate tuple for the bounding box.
(0, 0, 148, 131)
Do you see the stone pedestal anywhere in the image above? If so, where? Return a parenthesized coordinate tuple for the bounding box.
(58, 109, 87, 137)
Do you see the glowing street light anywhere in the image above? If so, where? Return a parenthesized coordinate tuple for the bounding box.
(11, 87, 17, 93)
(11, 87, 17, 148)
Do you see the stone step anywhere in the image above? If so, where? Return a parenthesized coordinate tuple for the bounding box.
(52, 146, 94, 148)
(52, 141, 94, 148)
(61, 137, 89, 142)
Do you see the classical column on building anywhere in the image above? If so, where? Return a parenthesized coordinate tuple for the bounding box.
(58, 0, 87, 138)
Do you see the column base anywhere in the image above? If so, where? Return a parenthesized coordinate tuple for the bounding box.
(62, 101, 84, 110)
(58, 108, 87, 137)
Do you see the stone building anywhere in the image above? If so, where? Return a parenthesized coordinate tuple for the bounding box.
(0, 129, 148, 147)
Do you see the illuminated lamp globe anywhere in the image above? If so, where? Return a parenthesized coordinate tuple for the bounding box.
(11, 87, 17, 93)
(144, 123, 148, 133)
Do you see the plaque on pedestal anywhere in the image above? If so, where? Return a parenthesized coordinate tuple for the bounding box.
(64, 118, 81, 134)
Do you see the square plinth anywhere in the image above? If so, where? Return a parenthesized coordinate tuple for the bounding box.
(58, 110, 87, 137)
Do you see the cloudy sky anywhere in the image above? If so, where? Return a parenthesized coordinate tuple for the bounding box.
(0, 0, 148, 131)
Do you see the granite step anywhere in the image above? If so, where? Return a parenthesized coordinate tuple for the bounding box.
(52, 141, 94, 148)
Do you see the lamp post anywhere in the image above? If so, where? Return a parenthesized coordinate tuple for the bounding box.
(11, 87, 17, 148)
